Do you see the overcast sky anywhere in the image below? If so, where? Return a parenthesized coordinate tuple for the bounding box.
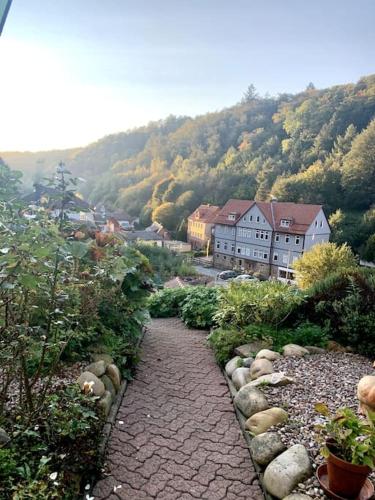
(1, 0, 374, 151)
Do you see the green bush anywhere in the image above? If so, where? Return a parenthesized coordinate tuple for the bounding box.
(148, 287, 191, 317)
(266, 322, 329, 352)
(214, 281, 304, 329)
(180, 286, 219, 329)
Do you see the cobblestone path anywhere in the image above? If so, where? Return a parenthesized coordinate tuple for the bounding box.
(93, 317, 263, 500)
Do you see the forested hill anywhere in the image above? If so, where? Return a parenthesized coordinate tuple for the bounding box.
(2, 75, 375, 259)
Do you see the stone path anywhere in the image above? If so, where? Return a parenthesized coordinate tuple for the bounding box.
(93, 318, 263, 500)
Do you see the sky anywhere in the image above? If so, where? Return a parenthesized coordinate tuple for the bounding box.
(1, 0, 374, 151)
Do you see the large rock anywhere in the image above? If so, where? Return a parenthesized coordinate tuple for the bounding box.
(256, 349, 281, 361)
(77, 371, 105, 397)
(245, 372, 295, 388)
(357, 375, 375, 412)
(232, 367, 252, 390)
(245, 407, 288, 435)
(98, 390, 113, 417)
(304, 346, 326, 354)
(101, 374, 117, 398)
(225, 356, 242, 377)
(327, 340, 347, 352)
(0, 428, 10, 446)
(249, 432, 286, 465)
(91, 353, 114, 365)
(242, 357, 254, 368)
(234, 386, 269, 418)
(234, 340, 271, 357)
(263, 444, 312, 499)
(250, 358, 273, 380)
(106, 364, 121, 391)
(85, 360, 106, 377)
(283, 495, 313, 500)
(282, 344, 309, 357)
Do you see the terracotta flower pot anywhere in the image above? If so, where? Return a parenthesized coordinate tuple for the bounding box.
(326, 444, 371, 498)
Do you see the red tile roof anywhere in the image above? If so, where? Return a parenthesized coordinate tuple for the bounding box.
(213, 199, 255, 226)
(213, 199, 323, 234)
(188, 204, 221, 223)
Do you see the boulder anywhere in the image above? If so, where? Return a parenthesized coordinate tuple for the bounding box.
(242, 357, 254, 368)
(98, 390, 113, 417)
(245, 407, 288, 435)
(106, 364, 121, 391)
(282, 344, 309, 357)
(245, 372, 295, 388)
(249, 432, 286, 466)
(0, 428, 10, 446)
(77, 371, 105, 397)
(283, 495, 313, 500)
(101, 374, 117, 398)
(232, 367, 252, 390)
(256, 349, 281, 361)
(234, 386, 269, 418)
(327, 340, 347, 352)
(304, 346, 326, 354)
(85, 360, 106, 377)
(225, 356, 242, 377)
(250, 358, 273, 380)
(357, 375, 375, 412)
(263, 444, 312, 499)
(234, 340, 272, 357)
(91, 353, 114, 365)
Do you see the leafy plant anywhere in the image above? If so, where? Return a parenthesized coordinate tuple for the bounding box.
(148, 287, 191, 317)
(180, 286, 219, 329)
(315, 404, 375, 467)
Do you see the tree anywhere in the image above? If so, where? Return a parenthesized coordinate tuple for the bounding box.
(293, 242, 357, 289)
(152, 202, 179, 230)
(241, 84, 258, 103)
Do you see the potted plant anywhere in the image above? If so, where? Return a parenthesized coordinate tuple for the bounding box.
(315, 404, 375, 498)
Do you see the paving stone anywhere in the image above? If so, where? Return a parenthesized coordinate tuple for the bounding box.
(93, 317, 263, 499)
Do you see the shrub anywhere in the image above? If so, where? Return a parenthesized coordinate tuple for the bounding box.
(148, 287, 191, 317)
(214, 280, 304, 329)
(266, 322, 329, 352)
(180, 286, 219, 329)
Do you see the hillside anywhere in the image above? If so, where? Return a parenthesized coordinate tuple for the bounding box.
(2, 75, 375, 258)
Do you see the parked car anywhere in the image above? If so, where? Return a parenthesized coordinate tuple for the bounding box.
(233, 274, 259, 282)
(217, 270, 238, 281)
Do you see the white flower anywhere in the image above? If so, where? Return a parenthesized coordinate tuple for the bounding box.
(85, 484, 91, 490)
(34, 425, 39, 430)
(86, 496, 94, 500)
(49, 472, 58, 481)
(113, 485, 122, 492)
(118, 420, 124, 425)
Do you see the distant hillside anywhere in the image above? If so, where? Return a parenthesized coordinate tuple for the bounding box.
(2, 75, 375, 259)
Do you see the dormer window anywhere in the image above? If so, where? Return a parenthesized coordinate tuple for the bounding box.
(280, 219, 291, 228)
(228, 213, 236, 221)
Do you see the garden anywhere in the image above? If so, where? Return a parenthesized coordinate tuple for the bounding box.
(0, 164, 152, 498)
(149, 253, 375, 499)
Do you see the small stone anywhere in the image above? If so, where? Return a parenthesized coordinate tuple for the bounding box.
(0, 428, 10, 445)
(106, 364, 121, 391)
(245, 407, 288, 435)
(256, 349, 281, 361)
(234, 340, 272, 357)
(250, 358, 274, 380)
(91, 353, 114, 365)
(282, 344, 309, 357)
(231, 367, 252, 390)
(77, 371, 105, 397)
(225, 356, 242, 377)
(249, 432, 286, 465)
(263, 444, 312, 498)
(242, 357, 254, 368)
(85, 360, 106, 377)
(304, 346, 326, 355)
(101, 374, 117, 398)
(244, 372, 295, 388)
(234, 386, 269, 418)
(98, 390, 112, 417)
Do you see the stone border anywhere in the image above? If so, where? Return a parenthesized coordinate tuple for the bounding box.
(84, 326, 147, 499)
(223, 369, 274, 500)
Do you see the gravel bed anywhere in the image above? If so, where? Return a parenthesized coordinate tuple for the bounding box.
(262, 352, 375, 499)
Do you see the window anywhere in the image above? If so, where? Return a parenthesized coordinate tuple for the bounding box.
(224, 242, 228, 251)
(231, 228, 235, 236)
(320, 220, 323, 228)
(228, 213, 236, 221)
(285, 234, 290, 244)
(295, 235, 300, 245)
(256, 215, 260, 222)
(231, 243, 235, 252)
(280, 219, 290, 228)
(237, 247, 241, 254)
(239, 260, 243, 266)
(223, 255, 227, 260)
(243, 216, 246, 221)
(275, 233, 280, 242)
(216, 241, 220, 249)
(246, 247, 250, 256)
(255, 230, 260, 239)
(262, 218, 266, 224)
(273, 253, 278, 261)
(263, 252, 268, 259)
(315, 220, 318, 227)
(249, 215, 253, 221)
(282, 254, 288, 264)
